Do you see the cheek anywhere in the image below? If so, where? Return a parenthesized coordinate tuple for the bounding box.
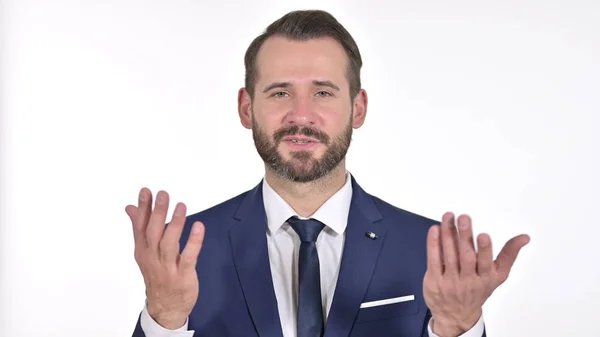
(253, 100, 286, 120)
(320, 107, 351, 130)
(252, 114, 281, 136)
(255, 99, 350, 132)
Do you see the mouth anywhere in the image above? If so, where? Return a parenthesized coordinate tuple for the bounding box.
(281, 136, 321, 150)
(281, 136, 320, 144)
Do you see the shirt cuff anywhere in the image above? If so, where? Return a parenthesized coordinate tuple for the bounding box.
(428, 314, 485, 337)
(140, 302, 195, 337)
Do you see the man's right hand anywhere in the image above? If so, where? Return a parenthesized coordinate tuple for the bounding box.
(126, 188, 205, 330)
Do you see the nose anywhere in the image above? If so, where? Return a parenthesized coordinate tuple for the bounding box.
(285, 95, 316, 126)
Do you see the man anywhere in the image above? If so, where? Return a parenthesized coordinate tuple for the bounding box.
(126, 9, 530, 337)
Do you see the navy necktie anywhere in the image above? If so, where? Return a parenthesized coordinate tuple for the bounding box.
(287, 216, 326, 337)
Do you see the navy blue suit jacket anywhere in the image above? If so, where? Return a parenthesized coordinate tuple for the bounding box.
(132, 176, 486, 337)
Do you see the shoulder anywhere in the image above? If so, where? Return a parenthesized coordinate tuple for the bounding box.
(373, 195, 438, 224)
(351, 175, 439, 233)
(184, 188, 251, 229)
(174, 186, 257, 249)
(367, 193, 440, 238)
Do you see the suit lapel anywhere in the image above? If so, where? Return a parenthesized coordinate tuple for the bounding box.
(324, 177, 387, 337)
(229, 182, 284, 337)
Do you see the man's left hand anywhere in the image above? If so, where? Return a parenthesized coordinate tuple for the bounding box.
(423, 212, 530, 337)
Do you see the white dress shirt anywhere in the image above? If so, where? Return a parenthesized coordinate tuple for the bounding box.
(139, 172, 484, 336)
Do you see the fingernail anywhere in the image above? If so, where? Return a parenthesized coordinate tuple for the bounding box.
(174, 204, 183, 216)
(432, 226, 439, 238)
(459, 222, 469, 230)
(192, 224, 202, 234)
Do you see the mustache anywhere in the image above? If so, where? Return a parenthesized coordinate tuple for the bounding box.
(273, 125, 330, 145)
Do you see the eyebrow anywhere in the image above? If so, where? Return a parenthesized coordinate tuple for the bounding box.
(262, 80, 341, 93)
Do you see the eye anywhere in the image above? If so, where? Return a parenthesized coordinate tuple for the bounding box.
(316, 91, 332, 97)
(273, 91, 289, 98)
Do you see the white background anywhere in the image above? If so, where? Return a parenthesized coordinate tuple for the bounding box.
(1, 0, 599, 336)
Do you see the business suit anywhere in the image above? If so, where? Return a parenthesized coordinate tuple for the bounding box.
(132, 175, 486, 336)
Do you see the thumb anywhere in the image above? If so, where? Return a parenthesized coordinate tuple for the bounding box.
(494, 234, 530, 280)
(125, 205, 138, 221)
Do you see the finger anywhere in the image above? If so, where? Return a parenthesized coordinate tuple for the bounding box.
(494, 234, 530, 277)
(125, 204, 137, 223)
(457, 215, 477, 277)
(129, 188, 153, 248)
(426, 225, 444, 277)
(159, 202, 187, 267)
(125, 205, 142, 243)
(146, 190, 170, 250)
(476, 233, 494, 276)
(179, 221, 205, 272)
(440, 212, 460, 276)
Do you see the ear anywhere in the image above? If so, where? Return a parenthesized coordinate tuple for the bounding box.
(238, 87, 253, 129)
(351, 89, 368, 128)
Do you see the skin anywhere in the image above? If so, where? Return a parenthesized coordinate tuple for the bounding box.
(237, 36, 367, 216)
(424, 213, 530, 335)
(125, 35, 530, 336)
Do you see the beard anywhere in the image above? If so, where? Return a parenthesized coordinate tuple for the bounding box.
(251, 113, 353, 183)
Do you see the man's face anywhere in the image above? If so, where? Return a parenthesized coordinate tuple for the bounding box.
(241, 36, 364, 183)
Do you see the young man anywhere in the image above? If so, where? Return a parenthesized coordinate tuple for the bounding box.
(127, 9, 530, 337)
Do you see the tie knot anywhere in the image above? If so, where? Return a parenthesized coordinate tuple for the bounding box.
(287, 216, 325, 243)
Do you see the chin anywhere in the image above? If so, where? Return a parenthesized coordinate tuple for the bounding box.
(284, 149, 323, 161)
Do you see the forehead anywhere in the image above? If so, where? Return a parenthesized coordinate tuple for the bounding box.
(255, 36, 349, 87)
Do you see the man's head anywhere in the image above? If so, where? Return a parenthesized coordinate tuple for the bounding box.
(237, 10, 368, 183)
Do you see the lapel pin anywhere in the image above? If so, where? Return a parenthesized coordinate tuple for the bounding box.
(366, 231, 378, 240)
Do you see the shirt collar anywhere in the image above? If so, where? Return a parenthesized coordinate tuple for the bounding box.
(262, 172, 353, 236)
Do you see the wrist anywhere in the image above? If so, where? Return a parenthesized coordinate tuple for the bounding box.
(432, 311, 481, 337)
(147, 302, 188, 330)
(432, 320, 465, 337)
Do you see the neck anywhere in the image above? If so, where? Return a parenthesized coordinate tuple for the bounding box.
(264, 161, 348, 217)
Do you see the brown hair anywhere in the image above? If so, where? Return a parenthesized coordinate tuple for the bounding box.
(244, 10, 363, 99)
